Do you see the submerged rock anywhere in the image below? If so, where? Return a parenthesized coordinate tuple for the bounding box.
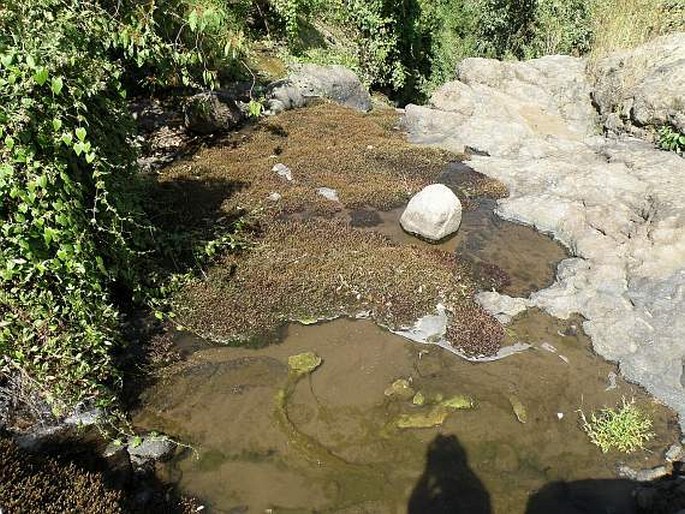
(508, 394, 528, 424)
(384, 379, 415, 400)
(440, 395, 476, 410)
(396, 407, 450, 429)
(127, 435, 175, 466)
(287, 352, 322, 375)
(412, 392, 426, 406)
(400, 184, 463, 241)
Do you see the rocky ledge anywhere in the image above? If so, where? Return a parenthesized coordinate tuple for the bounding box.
(403, 34, 685, 429)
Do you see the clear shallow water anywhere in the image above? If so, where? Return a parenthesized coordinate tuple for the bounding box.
(135, 312, 677, 513)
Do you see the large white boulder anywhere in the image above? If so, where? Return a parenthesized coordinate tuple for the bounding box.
(400, 184, 462, 241)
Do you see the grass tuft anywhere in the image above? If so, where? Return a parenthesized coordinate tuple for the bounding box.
(579, 397, 654, 454)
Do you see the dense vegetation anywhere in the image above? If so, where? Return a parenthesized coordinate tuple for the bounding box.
(0, 0, 682, 424)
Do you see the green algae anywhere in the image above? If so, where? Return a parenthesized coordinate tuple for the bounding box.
(287, 352, 322, 375)
(440, 394, 476, 410)
(508, 394, 528, 424)
(412, 391, 426, 406)
(396, 407, 450, 429)
(384, 378, 415, 400)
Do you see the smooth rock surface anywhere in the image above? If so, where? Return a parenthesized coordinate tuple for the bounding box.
(403, 35, 685, 429)
(267, 64, 372, 114)
(400, 184, 463, 241)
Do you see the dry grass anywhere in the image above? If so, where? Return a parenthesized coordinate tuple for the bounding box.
(589, 0, 683, 58)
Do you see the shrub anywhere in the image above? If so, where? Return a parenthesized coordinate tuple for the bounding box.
(579, 397, 654, 453)
(0, 0, 243, 418)
(657, 125, 685, 155)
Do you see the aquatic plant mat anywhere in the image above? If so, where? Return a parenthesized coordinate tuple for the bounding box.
(167, 102, 507, 356)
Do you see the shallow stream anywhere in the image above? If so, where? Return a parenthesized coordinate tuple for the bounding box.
(135, 161, 678, 513)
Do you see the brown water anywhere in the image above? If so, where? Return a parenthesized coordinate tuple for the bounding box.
(135, 312, 678, 513)
(349, 164, 568, 298)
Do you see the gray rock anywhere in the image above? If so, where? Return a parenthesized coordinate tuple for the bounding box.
(316, 187, 339, 202)
(268, 191, 282, 202)
(272, 163, 293, 181)
(666, 443, 683, 462)
(592, 33, 685, 135)
(635, 465, 669, 482)
(475, 292, 531, 324)
(127, 435, 175, 466)
(267, 64, 372, 114)
(400, 184, 462, 241)
(184, 91, 244, 135)
(403, 37, 685, 430)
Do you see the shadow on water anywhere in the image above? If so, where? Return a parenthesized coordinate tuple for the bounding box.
(409, 433, 685, 514)
(408, 434, 491, 514)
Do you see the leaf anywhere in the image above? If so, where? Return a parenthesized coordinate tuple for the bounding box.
(34, 67, 49, 86)
(73, 141, 85, 156)
(4, 136, 14, 150)
(75, 127, 86, 141)
(0, 54, 12, 68)
(52, 118, 62, 131)
(26, 54, 36, 69)
(188, 9, 199, 32)
(61, 133, 73, 146)
(51, 76, 63, 95)
(37, 174, 48, 188)
(85, 152, 96, 164)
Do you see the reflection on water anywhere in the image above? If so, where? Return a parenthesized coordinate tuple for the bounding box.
(135, 313, 677, 513)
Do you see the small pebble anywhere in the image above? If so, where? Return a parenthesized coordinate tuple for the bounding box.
(666, 443, 683, 462)
(268, 192, 282, 202)
(556, 412, 564, 420)
(272, 163, 292, 181)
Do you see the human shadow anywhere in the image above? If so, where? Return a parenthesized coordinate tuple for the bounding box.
(408, 433, 685, 514)
(525, 478, 639, 514)
(408, 434, 492, 514)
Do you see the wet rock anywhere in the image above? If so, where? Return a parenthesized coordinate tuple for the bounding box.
(267, 64, 372, 114)
(592, 34, 685, 136)
(440, 395, 475, 410)
(273, 163, 293, 181)
(403, 37, 685, 431)
(400, 184, 463, 241)
(508, 394, 528, 424)
(127, 435, 175, 466)
(476, 292, 531, 324)
(395, 308, 448, 344)
(287, 352, 322, 375)
(666, 443, 684, 462)
(396, 407, 450, 429)
(184, 91, 244, 135)
(384, 379, 415, 401)
(316, 187, 339, 202)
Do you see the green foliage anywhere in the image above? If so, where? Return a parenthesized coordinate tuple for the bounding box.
(0, 0, 245, 416)
(658, 125, 685, 155)
(579, 398, 654, 453)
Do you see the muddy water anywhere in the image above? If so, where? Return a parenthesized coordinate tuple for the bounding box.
(135, 312, 678, 513)
(349, 164, 568, 297)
